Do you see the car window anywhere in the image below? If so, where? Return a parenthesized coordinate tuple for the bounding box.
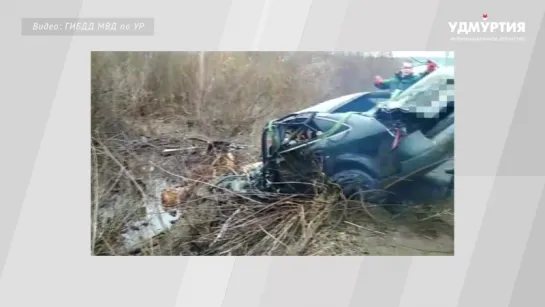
(368, 97, 390, 106)
(296, 93, 363, 114)
(334, 93, 389, 113)
(313, 117, 349, 134)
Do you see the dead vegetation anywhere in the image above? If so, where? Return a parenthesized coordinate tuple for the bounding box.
(91, 51, 453, 256)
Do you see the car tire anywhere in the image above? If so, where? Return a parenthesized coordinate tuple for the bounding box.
(330, 169, 397, 221)
(330, 169, 376, 197)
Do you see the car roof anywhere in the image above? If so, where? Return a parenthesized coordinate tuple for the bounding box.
(293, 66, 453, 115)
(295, 92, 367, 114)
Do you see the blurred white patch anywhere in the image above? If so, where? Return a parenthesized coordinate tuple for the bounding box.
(241, 162, 263, 173)
(121, 179, 182, 251)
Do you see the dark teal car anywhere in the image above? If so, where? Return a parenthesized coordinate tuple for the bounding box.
(259, 67, 455, 209)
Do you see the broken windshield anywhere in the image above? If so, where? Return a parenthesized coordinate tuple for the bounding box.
(381, 67, 454, 111)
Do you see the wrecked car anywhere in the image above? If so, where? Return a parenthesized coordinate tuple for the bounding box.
(124, 66, 454, 252)
(239, 66, 455, 209)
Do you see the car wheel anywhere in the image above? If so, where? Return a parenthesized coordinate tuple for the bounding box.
(330, 169, 396, 222)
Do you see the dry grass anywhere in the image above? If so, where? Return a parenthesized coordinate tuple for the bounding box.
(91, 51, 453, 256)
